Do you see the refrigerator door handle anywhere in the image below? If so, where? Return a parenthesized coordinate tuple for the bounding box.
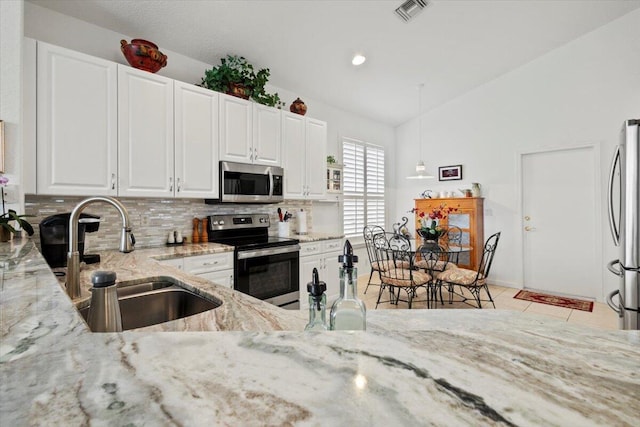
(607, 259, 624, 276)
(607, 145, 621, 246)
(606, 289, 622, 315)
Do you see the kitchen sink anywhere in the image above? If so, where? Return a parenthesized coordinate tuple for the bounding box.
(78, 277, 222, 331)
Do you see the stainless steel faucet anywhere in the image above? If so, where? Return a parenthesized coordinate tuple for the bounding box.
(66, 196, 135, 299)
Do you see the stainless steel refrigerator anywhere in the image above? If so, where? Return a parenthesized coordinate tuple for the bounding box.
(607, 119, 639, 330)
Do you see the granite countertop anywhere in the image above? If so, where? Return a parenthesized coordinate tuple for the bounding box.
(293, 232, 344, 243)
(1, 239, 639, 425)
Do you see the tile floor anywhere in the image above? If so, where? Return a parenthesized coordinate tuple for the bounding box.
(357, 275, 619, 330)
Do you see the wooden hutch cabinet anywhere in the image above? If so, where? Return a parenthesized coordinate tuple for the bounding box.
(414, 197, 484, 271)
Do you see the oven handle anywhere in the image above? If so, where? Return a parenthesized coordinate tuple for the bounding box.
(237, 244, 300, 259)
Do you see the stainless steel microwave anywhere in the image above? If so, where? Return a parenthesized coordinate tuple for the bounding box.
(214, 161, 284, 204)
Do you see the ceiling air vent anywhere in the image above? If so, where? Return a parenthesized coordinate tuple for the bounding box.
(395, 0, 428, 22)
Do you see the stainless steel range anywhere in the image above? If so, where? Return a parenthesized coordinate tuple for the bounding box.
(207, 214, 300, 309)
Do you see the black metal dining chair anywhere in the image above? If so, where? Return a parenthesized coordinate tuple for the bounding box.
(436, 232, 501, 308)
(363, 225, 387, 294)
(372, 232, 430, 309)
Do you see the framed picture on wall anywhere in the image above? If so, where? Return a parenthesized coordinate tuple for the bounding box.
(438, 165, 462, 181)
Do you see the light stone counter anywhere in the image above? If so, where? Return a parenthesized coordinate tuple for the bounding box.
(1, 239, 639, 426)
(293, 232, 344, 243)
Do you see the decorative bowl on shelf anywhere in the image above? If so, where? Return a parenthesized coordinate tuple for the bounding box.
(227, 82, 251, 100)
(290, 97, 307, 115)
(120, 39, 167, 73)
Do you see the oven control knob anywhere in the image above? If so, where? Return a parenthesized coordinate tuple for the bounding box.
(218, 220, 225, 226)
(259, 218, 266, 223)
(211, 220, 218, 225)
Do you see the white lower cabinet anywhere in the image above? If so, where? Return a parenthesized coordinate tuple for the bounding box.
(158, 252, 234, 289)
(183, 252, 234, 289)
(299, 239, 343, 310)
(198, 270, 234, 289)
(157, 257, 184, 270)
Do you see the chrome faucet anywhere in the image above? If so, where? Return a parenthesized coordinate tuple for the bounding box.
(66, 196, 135, 299)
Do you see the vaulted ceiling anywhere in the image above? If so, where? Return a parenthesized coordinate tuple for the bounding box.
(29, 0, 640, 126)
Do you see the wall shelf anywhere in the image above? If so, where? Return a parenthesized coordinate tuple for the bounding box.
(326, 164, 343, 194)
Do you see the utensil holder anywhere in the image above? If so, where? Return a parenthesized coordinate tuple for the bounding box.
(278, 222, 290, 238)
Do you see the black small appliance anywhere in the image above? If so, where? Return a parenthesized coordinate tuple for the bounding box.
(39, 213, 101, 268)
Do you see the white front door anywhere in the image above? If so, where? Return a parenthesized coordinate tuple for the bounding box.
(522, 146, 599, 299)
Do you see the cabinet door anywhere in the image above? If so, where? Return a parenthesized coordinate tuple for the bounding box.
(305, 118, 327, 200)
(118, 66, 174, 197)
(174, 82, 219, 198)
(183, 252, 234, 275)
(219, 93, 252, 163)
(37, 42, 117, 195)
(281, 112, 306, 199)
(299, 254, 322, 310)
(253, 104, 281, 166)
(158, 258, 184, 270)
(323, 251, 342, 305)
(199, 269, 234, 289)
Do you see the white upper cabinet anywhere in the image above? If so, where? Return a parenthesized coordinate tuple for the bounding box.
(36, 42, 118, 195)
(282, 112, 306, 198)
(282, 112, 327, 200)
(174, 82, 219, 198)
(219, 93, 281, 166)
(305, 118, 328, 199)
(252, 103, 281, 166)
(118, 66, 174, 197)
(218, 93, 253, 163)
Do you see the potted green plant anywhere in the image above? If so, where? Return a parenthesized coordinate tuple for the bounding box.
(200, 54, 282, 107)
(0, 176, 34, 241)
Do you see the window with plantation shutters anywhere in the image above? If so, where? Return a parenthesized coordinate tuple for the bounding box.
(343, 138, 385, 238)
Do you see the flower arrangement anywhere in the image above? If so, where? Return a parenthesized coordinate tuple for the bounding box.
(0, 175, 34, 241)
(411, 203, 457, 240)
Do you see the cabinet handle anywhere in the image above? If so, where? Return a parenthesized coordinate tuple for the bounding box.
(169, 177, 173, 192)
(176, 177, 181, 193)
(111, 173, 116, 190)
(203, 261, 219, 266)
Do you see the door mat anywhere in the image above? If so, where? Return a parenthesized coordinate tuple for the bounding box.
(514, 290, 594, 312)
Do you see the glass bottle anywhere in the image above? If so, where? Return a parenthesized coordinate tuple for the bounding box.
(305, 268, 329, 331)
(330, 240, 366, 331)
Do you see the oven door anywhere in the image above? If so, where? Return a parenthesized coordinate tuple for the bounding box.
(235, 245, 300, 309)
(220, 161, 284, 203)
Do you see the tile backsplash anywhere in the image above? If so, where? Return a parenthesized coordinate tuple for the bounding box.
(25, 196, 313, 252)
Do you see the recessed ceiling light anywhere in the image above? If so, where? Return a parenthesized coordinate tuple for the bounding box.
(352, 54, 366, 66)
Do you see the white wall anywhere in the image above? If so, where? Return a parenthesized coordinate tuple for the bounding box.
(23, 2, 396, 237)
(394, 9, 640, 300)
(0, 0, 24, 215)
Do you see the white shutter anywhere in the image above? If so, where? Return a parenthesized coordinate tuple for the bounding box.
(343, 138, 385, 238)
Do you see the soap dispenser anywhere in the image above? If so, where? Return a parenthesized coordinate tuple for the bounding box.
(86, 270, 122, 332)
(330, 240, 366, 331)
(305, 268, 329, 331)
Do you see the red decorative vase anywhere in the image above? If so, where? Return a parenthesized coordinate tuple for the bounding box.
(290, 98, 307, 116)
(120, 39, 167, 73)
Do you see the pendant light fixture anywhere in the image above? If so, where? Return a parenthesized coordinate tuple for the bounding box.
(407, 83, 434, 179)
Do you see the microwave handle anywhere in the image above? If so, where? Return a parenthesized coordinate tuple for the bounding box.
(268, 168, 274, 198)
(607, 145, 621, 246)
